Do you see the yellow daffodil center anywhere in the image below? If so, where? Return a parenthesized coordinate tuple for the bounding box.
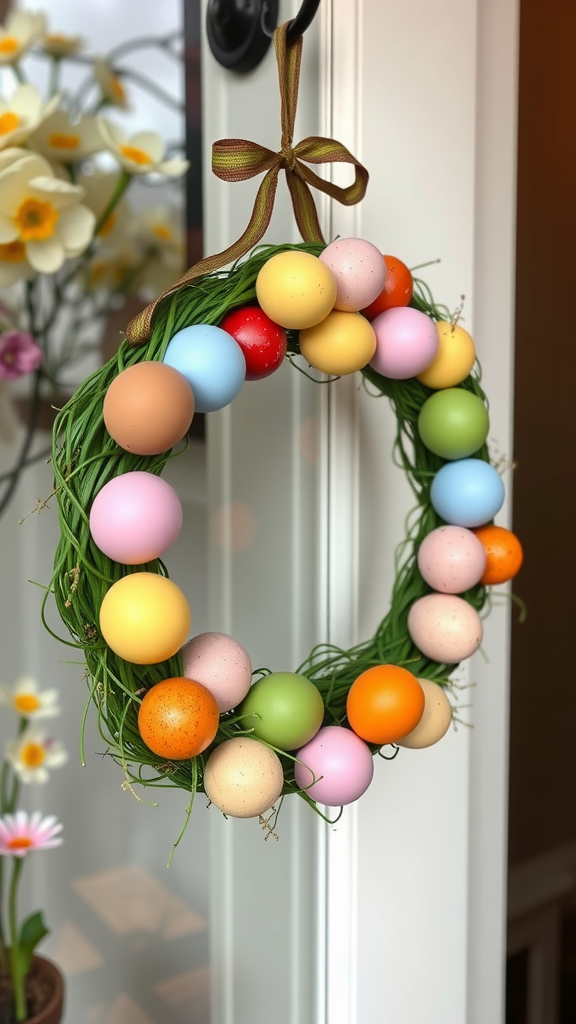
(153, 224, 172, 240)
(14, 693, 40, 714)
(21, 742, 45, 768)
(111, 76, 126, 102)
(0, 112, 20, 135)
(8, 837, 33, 850)
(0, 37, 19, 56)
(48, 132, 80, 151)
(120, 144, 152, 166)
(15, 198, 58, 242)
(0, 240, 26, 263)
(97, 211, 116, 237)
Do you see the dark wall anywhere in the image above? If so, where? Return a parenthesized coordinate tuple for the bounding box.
(509, 0, 576, 865)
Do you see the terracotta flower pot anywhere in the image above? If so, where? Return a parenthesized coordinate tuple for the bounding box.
(0, 956, 65, 1024)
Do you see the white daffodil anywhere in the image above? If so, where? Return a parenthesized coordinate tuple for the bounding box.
(41, 31, 82, 58)
(0, 84, 59, 151)
(0, 10, 46, 65)
(94, 57, 129, 110)
(79, 169, 132, 243)
(0, 151, 96, 274)
(85, 241, 142, 294)
(29, 109, 104, 163)
(134, 205, 186, 298)
(6, 725, 68, 784)
(0, 238, 34, 286)
(98, 119, 188, 178)
(0, 675, 60, 719)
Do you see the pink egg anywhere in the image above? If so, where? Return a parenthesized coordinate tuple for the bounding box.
(319, 238, 387, 313)
(294, 725, 374, 807)
(181, 632, 252, 713)
(417, 526, 487, 593)
(370, 307, 439, 379)
(407, 593, 483, 663)
(89, 471, 183, 564)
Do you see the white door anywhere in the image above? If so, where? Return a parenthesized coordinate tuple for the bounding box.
(204, 2, 519, 1023)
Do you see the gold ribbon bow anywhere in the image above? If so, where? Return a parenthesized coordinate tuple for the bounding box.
(126, 21, 369, 344)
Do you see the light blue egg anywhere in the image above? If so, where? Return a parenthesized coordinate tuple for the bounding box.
(430, 458, 505, 528)
(163, 324, 246, 413)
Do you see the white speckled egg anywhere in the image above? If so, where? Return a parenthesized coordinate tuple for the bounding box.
(397, 678, 453, 748)
(204, 737, 284, 818)
(407, 593, 483, 663)
(417, 525, 487, 594)
(180, 632, 252, 713)
(319, 237, 386, 312)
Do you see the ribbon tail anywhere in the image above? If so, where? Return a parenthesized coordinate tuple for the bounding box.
(126, 167, 281, 344)
(285, 169, 325, 244)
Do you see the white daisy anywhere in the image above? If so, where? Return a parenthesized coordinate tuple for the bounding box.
(0, 84, 59, 151)
(0, 151, 96, 274)
(0, 10, 46, 65)
(98, 119, 188, 178)
(6, 725, 68, 784)
(29, 109, 104, 163)
(0, 675, 60, 719)
(94, 57, 129, 110)
(41, 31, 82, 58)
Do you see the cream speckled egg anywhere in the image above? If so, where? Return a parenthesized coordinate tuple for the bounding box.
(204, 737, 284, 818)
(407, 593, 483, 663)
(397, 678, 453, 748)
(319, 237, 387, 312)
(417, 525, 487, 593)
(180, 632, 252, 713)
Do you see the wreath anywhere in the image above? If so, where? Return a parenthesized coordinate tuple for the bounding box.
(45, 23, 523, 846)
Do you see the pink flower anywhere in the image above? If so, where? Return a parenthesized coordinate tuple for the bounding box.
(0, 810, 63, 857)
(0, 330, 43, 381)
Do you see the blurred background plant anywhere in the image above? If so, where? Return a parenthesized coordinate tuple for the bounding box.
(0, 5, 188, 519)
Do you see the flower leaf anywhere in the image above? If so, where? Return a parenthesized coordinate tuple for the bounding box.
(17, 910, 49, 975)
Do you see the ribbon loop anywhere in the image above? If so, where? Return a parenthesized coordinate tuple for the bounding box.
(126, 21, 369, 344)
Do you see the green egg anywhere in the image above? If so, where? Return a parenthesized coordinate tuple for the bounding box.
(239, 671, 325, 751)
(418, 388, 489, 460)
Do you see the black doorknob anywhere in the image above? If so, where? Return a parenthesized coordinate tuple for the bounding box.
(206, 0, 279, 73)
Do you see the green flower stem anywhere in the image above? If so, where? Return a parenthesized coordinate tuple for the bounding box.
(0, 859, 6, 966)
(8, 856, 26, 1022)
(48, 56, 61, 97)
(12, 63, 26, 85)
(92, 170, 132, 239)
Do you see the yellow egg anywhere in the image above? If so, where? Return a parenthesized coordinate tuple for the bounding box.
(416, 321, 476, 389)
(204, 737, 284, 818)
(397, 678, 453, 749)
(255, 250, 337, 330)
(99, 573, 191, 665)
(299, 310, 377, 375)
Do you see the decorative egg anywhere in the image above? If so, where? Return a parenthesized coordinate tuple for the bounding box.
(255, 250, 337, 329)
(397, 678, 453, 749)
(89, 471, 183, 565)
(180, 632, 252, 713)
(360, 254, 414, 320)
(473, 524, 524, 585)
(163, 324, 246, 413)
(219, 305, 287, 380)
(239, 671, 324, 750)
(417, 321, 476, 390)
(407, 593, 483, 662)
(299, 311, 377, 375)
(417, 525, 487, 593)
(137, 677, 219, 759)
(204, 737, 284, 818)
(346, 664, 425, 745)
(99, 573, 191, 665)
(294, 725, 374, 806)
(370, 306, 439, 379)
(103, 361, 194, 456)
(318, 237, 387, 312)
(418, 388, 489, 460)
(430, 458, 505, 528)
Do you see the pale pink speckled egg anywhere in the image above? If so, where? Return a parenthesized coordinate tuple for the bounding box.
(407, 594, 483, 663)
(180, 632, 252, 713)
(417, 526, 487, 594)
(370, 306, 439, 379)
(319, 238, 387, 312)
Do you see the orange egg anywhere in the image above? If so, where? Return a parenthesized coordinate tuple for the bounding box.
(103, 361, 195, 455)
(472, 525, 524, 585)
(137, 677, 220, 760)
(346, 664, 425, 745)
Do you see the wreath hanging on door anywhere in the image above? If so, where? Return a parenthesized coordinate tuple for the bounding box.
(46, 23, 522, 841)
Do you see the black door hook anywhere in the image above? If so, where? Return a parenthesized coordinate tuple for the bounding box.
(206, 0, 321, 73)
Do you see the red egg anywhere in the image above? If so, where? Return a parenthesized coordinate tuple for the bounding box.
(220, 306, 287, 381)
(361, 255, 414, 320)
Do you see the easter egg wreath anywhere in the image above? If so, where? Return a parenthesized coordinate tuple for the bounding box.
(46, 23, 523, 837)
